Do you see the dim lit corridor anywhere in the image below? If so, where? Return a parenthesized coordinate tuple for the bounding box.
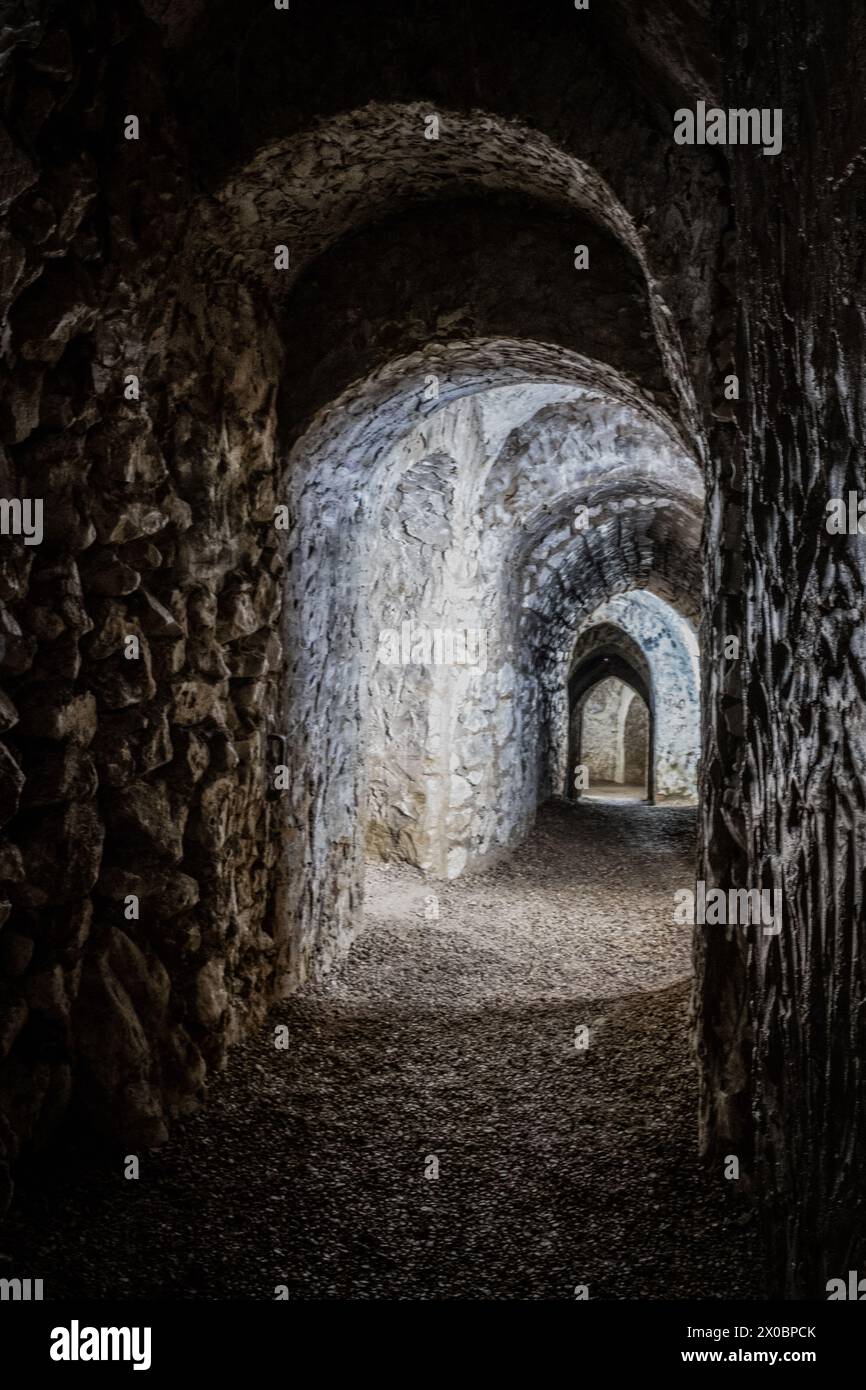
(1, 0, 864, 1320)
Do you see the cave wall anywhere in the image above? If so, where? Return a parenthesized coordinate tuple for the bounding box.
(698, 0, 866, 1295)
(0, 3, 288, 1208)
(579, 678, 633, 785)
(623, 691, 649, 786)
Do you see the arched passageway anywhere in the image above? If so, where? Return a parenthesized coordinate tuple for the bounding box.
(0, 0, 863, 1310)
(565, 591, 700, 807)
(575, 677, 650, 801)
(567, 630, 654, 803)
(361, 383, 700, 881)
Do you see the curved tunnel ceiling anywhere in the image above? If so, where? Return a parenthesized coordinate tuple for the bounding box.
(199, 104, 655, 286)
(569, 642, 653, 713)
(366, 383, 703, 688)
(166, 0, 727, 454)
(521, 506, 702, 655)
(181, 95, 713, 452)
(272, 194, 676, 439)
(285, 340, 692, 515)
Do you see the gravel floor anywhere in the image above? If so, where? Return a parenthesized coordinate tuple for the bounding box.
(3, 798, 766, 1300)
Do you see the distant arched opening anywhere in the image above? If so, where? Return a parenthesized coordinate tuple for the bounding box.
(578, 677, 650, 799)
(567, 646, 654, 803)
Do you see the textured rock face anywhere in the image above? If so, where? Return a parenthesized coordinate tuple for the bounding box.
(579, 678, 642, 787)
(696, 0, 866, 1295)
(0, 6, 289, 1197)
(366, 398, 701, 877)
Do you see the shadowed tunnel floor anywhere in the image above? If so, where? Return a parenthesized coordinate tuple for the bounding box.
(4, 800, 765, 1299)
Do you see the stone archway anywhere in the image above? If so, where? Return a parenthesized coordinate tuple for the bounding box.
(361, 380, 701, 881)
(623, 687, 650, 789)
(575, 677, 650, 798)
(564, 593, 700, 806)
(567, 638, 655, 803)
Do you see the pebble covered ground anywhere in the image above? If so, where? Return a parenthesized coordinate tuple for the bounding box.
(4, 798, 766, 1299)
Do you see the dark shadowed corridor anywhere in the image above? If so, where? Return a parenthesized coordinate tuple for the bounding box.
(1, 1, 865, 1341)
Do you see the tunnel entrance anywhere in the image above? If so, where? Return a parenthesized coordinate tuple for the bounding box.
(567, 643, 654, 804)
(576, 676, 650, 802)
(564, 592, 700, 810)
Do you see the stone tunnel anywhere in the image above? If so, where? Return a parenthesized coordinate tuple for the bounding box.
(0, 0, 864, 1307)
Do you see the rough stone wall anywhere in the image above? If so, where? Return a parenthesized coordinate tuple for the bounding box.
(623, 691, 649, 785)
(367, 389, 565, 879)
(364, 388, 702, 881)
(366, 399, 493, 880)
(698, 0, 866, 1293)
(580, 678, 634, 785)
(0, 5, 287, 1206)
